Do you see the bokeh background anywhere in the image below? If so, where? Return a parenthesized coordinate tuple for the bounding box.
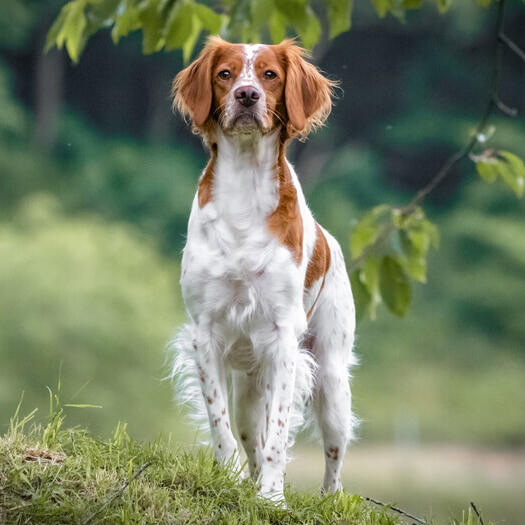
(1, 1, 524, 523)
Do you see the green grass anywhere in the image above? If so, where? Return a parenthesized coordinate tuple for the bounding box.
(0, 400, 489, 525)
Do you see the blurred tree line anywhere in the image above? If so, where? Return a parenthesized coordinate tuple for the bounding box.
(1, 0, 524, 443)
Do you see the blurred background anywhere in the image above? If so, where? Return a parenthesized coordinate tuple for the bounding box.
(1, 1, 524, 523)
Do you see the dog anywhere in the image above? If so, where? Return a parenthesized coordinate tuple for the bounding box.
(170, 37, 357, 502)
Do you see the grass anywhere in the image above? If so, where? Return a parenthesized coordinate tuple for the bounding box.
(0, 397, 489, 525)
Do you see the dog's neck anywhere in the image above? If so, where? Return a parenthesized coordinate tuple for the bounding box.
(210, 128, 284, 220)
(215, 128, 281, 171)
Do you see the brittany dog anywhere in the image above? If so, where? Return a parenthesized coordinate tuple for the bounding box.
(170, 37, 356, 503)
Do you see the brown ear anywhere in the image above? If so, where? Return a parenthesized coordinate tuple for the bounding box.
(172, 37, 221, 128)
(280, 40, 336, 138)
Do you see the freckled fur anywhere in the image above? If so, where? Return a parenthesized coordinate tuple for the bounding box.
(169, 38, 356, 502)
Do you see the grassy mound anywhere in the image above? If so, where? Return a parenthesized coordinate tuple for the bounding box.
(0, 401, 486, 524)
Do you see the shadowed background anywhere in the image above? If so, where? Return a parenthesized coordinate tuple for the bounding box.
(1, 1, 524, 523)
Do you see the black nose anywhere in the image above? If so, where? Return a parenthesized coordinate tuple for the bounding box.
(234, 86, 260, 107)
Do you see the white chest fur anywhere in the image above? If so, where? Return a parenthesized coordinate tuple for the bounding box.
(181, 131, 307, 342)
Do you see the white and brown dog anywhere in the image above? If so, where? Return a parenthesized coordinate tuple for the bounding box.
(170, 37, 356, 502)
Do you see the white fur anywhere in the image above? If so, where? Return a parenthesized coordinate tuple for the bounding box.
(169, 48, 357, 502)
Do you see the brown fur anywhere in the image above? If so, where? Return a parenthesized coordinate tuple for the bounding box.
(305, 223, 331, 318)
(267, 152, 304, 265)
(276, 40, 337, 139)
(305, 223, 331, 289)
(198, 146, 216, 208)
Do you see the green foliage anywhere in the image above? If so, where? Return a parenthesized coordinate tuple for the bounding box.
(0, 407, 493, 524)
(45, 0, 499, 62)
(476, 150, 525, 198)
(0, 194, 184, 437)
(349, 204, 439, 319)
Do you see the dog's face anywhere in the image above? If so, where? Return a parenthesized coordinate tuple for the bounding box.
(173, 38, 336, 140)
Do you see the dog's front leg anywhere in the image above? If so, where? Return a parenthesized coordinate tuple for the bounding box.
(194, 324, 241, 471)
(253, 326, 298, 502)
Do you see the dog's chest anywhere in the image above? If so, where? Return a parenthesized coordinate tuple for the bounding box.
(181, 195, 300, 328)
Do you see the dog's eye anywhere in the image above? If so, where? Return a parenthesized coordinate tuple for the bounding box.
(218, 70, 231, 80)
(263, 70, 277, 80)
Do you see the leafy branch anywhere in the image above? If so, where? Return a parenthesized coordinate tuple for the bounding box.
(45, 0, 511, 63)
(348, 0, 525, 320)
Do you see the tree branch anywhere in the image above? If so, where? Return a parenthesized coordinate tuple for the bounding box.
(348, 0, 520, 272)
(81, 461, 152, 525)
(363, 495, 426, 524)
(470, 501, 486, 525)
(499, 32, 525, 64)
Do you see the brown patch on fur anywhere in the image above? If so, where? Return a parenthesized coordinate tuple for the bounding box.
(267, 153, 303, 264)
(198, 150, 215, 207)
(172, 37, 242, 131)
(305, 223, 331, 289)
(305, 223, 331, 318)
(327, 446, 340, 461)
(276, 40, 337, 139)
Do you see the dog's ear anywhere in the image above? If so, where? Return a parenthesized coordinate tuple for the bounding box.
(172, 37, 223, 129)
(279, 40, 337, 138)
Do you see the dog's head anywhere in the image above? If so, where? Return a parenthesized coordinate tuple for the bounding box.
(172, 37, 336, 141)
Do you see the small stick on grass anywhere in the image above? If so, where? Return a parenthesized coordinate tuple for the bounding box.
(363, 495, 426, 524)
(81, 461, 152, 525)
(470, 501, 485, 525)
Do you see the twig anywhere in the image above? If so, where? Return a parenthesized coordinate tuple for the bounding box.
(470, 501, 486, 525)
(492, 93, 518, 117)
(363, 495, 426, 524)
(348, 0, 522, 271)
(499, 32, 525, 63)
(81, 461, 152, 525)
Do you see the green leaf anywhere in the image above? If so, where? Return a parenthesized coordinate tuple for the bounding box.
(165, 3, 194, 51)
(361, 256, 382, 319)
(379, 255, 411, 317)
(497, 157, 525, 198)
(269, 8, 287, 44)
(112, 0, 141, 44)
(436, 0, 452, 13)
(183, 13, 203, 64)
(274, 0, 320, 49)
(476, 0, 493, 6)
(326, 0, 353, 39)
(87, 0, 120, 27)
(400, 230, 427, 283)
(45, 6, 68, 53)
(297, 6, 321, 49)
(60, 0, 88, 63)
(350, 270, 371, 322)
(138, 0, 163, 54)
(251, 0, 275, 31)
(499, 151, 525, 178)
(370, 0, 391, 18)
(351, 223, 380, 259)
(402, 0, 422, 8)
(350, 204, 391, 258)
(476, 160, 498, 183)
(194, 3, 224, 33)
